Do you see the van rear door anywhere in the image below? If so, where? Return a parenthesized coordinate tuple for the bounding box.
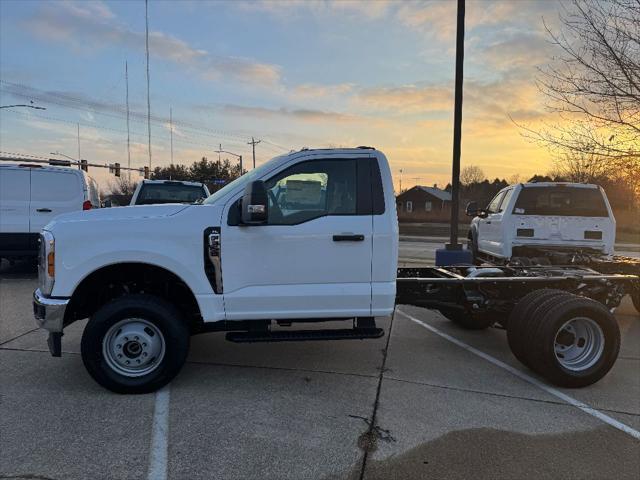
(0, 167, 31, 254)
(30, 170, 85, 234)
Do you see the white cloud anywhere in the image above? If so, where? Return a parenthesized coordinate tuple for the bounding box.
(24, 1, 281, 86)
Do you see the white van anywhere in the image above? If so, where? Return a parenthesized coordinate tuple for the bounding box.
(0, 163, 100, 259)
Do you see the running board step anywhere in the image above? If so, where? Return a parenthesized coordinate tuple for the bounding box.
(226, 328, 385, 343)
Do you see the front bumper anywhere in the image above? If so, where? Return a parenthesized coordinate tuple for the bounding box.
(33, 288, 70, 357)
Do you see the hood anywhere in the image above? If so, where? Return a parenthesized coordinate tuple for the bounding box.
(46, 204, 191, 229)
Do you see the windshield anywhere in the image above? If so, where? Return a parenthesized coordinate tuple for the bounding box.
(203, 154, 286, 205)
(135, 183, 207, 205)
(513, 186, 609, 217)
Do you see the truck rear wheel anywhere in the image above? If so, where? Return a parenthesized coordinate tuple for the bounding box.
(507, 289, 570, 366)
(525, 297, 620, 388)
(81, 294, 190, 394)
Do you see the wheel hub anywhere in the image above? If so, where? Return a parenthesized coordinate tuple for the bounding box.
(102, 318, 166, 377)
(554, 317, 604, 372)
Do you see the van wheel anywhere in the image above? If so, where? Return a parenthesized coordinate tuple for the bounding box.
(81, 294, 190, 394)
(525, 296, 620, 388)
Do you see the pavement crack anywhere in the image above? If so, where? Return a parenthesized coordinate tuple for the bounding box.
(0, 328, 39, 347)
(0, 475, 59, 480)
(356, 312, 396, 480)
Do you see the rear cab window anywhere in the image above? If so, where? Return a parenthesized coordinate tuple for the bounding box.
(513, 186, 609, 217)
(135, 183, 207, 205)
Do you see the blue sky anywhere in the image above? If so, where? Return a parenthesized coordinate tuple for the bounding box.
(0, 0, 562, 190)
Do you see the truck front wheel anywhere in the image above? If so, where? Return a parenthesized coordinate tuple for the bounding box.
(81, 294, 190, 394)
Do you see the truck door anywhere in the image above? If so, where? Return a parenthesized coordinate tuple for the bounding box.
(221, 157, 373, 320)
(478, 190, 505, 256)
(0, 167, 31, 254)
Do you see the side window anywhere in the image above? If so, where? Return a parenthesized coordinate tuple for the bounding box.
(264, 159, 357, 225)
(486, 192, 505, 214)
(406, 201, 413, 213)
(498, 189, 514, 213)
(425, 201, 432, 212)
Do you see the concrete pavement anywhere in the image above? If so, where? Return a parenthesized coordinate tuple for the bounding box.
(1, 261, 639, 479)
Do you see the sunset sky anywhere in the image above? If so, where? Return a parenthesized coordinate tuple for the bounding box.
(0, 0, 564, 191)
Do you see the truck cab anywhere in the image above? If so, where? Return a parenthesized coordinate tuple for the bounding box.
(466, 182, 616, 263)
(33, 148, 398, 393)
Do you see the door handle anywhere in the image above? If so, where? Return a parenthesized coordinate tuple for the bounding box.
(36, 208, 52, 213)
(333, 234, 365, 242)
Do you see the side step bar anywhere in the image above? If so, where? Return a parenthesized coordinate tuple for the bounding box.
(226, 328, 384, 343)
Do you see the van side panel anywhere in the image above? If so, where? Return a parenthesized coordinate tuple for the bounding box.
(0, 168, 32, 255)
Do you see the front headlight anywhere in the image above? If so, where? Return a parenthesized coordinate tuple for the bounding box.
(38, 231, 55, 296)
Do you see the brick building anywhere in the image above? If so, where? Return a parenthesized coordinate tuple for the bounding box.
(396, 185, 452, 221)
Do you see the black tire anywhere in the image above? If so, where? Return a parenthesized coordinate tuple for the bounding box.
(507, 289, 570, 366)
(632, 291, 640, 315)
(468, 231, 481, 266)
(81, 294, 190, 394)
(525, 297, 620, 388)
(439, 308, 495, 330)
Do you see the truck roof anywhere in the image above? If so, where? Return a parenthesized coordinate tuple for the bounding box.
(522, 182, 600, 189)
(139, 179, 207, 187)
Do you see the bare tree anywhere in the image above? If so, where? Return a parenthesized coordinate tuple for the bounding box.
(108, 176, 139, 197)
(522, 0, 640, 196)
(460, 165, 486, 185)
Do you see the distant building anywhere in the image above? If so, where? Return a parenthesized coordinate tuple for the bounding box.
(396, 185, 452, 221)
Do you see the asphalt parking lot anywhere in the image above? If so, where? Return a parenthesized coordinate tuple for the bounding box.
(1, 258, 639, 480)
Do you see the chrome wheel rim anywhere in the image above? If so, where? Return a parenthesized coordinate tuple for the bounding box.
(554, 317, 604, 372)
(102, 318, 165, 377)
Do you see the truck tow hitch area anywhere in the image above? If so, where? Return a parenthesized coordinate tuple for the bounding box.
(396, 265, 638, 388)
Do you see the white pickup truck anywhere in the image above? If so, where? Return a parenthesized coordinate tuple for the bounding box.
(465, 182, 616, 264)
(33, 148, 639, 393)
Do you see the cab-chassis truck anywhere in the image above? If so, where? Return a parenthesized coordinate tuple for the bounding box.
(33, 148, 639, 393)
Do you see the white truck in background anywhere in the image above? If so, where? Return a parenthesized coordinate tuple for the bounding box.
(129, 179, 210, 206)
(32, 148, 639, 393)
(465, 182, 616, 264)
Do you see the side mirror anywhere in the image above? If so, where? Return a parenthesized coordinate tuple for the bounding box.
(241, 180, 268, 225)
(465, 201, 478, 217)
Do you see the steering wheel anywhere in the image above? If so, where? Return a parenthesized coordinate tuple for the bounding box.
(268, 189, 283, 221)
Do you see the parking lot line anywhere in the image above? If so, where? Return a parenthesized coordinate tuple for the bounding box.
(396, 309, 640, 441)
(147, 386, 171, 480)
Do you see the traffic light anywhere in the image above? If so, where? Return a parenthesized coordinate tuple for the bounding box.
(114, 162, 121, 177)
(80, 159, 88, 172)
(144, 166, 149, 179)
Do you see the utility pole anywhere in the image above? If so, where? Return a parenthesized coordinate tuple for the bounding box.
(399, 169, 403, 193)
(170, 107, 174, 164)
(77, 123, 81, 169)
(218, 143, 221, 169)
(247, 137, 261, 169)
(145, 0, 152, 170)
(126, 60, 131, 181)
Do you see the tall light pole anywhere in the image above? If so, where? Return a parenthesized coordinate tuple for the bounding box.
(145, 0, 152, 170)
(436, 0, 468, 265)
(447, 0, 465, 251)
